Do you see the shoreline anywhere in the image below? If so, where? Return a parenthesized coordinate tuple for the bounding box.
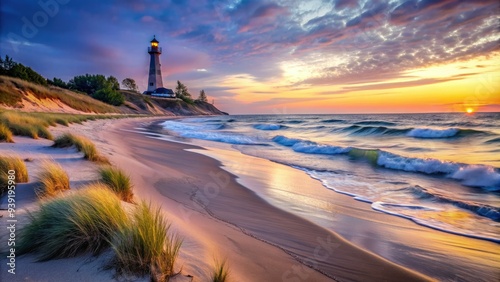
(102, 118, 430, 281)
(1, 116, 497, 281)
(145, 117, 500, 281)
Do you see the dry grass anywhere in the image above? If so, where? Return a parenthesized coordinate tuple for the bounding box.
(0, 122, 13, 142)
(18, 184, 129, 260)
(0, 76, 119, 113)
(99, 166, 134, 202)
(111, 201, 183, 280)
(35, 161, 70, 198)
(0, 111, 54, 140)
(52, 133, 109, 163)
(0, 155, 28, 196)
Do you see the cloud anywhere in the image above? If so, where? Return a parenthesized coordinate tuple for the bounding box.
(0, 0, 498, 112)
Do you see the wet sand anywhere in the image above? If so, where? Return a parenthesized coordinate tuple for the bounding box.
(102, 118, 431, 281)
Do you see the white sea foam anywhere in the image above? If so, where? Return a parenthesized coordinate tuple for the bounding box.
(162, 120, 260, 144)
(162, 120, 223, 131)
(407, 128, 459, 138)
(291, 142, 350, 155)
(377, 151, 460, 174)
(451, 165, 500, 189)
(179, 131, 264, 145)
(377, 151, 500, 190)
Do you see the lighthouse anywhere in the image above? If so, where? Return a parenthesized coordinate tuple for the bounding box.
(144, 36, 175, 97)
(147, 36, 163, 92)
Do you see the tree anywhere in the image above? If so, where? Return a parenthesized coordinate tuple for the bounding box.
(122, 78, 138, 92)
(107, 76, 120, 90)
(0, 55, 15, 74)
(47, 77, 68, 89)
(0, 55, 47, 86)
(175, 80, 193, 103)
(197, 89, 208, 102)
(175, 80, 191, 98)
(68, 74, 108, 95)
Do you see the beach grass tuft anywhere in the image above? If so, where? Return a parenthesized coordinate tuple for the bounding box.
(18, 184, 128, 260)
(211, 258, 230, 282)
(0, 155, 28, 195)
(35, 160, 70, 198)
(99, 166, 134, 202)
(52, 132, 109, 163)
(0, 122, 14, 142)
(111, 201, 182, 280)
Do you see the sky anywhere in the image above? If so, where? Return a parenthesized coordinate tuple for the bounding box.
(1, 0, 499, 114)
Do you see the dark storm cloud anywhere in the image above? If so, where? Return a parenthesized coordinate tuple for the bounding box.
(0, 0, 498, 93)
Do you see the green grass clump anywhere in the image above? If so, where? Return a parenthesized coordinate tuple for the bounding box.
(99, 166, 134, 202)
(111, 201, 182, 280)
(212, 258, 230, 282)
(35, 161, 70, 198)
(0, 123, 14, 142)
(52, 133, 109, 163)
(18, 185, 128, 260)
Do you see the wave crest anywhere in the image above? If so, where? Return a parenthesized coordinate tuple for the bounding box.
(253, 124, 286, 130)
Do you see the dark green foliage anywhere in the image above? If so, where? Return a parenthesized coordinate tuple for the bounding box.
(68, 74, 108, 95)
(107, 76, 120, 91)
(47, 77, 68, 89)
(93, 87, 125, 106)
(0, 55, 47, 86)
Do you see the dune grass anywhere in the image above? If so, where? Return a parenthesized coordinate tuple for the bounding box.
(0, 76, 120, 113)
(18, 184, 128, 260)
(0, 155, 28, 196)
(0, 122, 13, 142)
(52, 132, 109, 163)
(212, 258, 230, 282)
(111, 201, 183, 280)
(0, 111, 54, 140)
(99, 166, 134, 202)
(35, 161, 70, 198)
(0, 109, 143, 143)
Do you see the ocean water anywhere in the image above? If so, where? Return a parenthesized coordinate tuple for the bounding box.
(160, 113, 500, 243)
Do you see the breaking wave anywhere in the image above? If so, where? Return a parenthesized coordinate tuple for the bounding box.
(253, 124, 287, 130)
(272, 135, 500, 190)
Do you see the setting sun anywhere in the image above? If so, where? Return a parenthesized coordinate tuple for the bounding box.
(466, 108, 474, 114)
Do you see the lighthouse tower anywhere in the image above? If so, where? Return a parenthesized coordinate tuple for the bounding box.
(147, 36, 163, 92)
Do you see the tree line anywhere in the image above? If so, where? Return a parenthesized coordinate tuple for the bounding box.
(0, 55, 209, 106)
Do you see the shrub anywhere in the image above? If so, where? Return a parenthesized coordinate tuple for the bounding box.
(93, 87, 125, 106)
(0, 155, 28, 196)
(99, 166, 133, 202)
(111, 202, 182, 280)
(0, 122, 13, 142)
(35, 161, 70, 198)
(18, 185, 128, 260)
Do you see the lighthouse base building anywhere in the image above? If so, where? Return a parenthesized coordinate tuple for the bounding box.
(143, 36, 175, 98)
